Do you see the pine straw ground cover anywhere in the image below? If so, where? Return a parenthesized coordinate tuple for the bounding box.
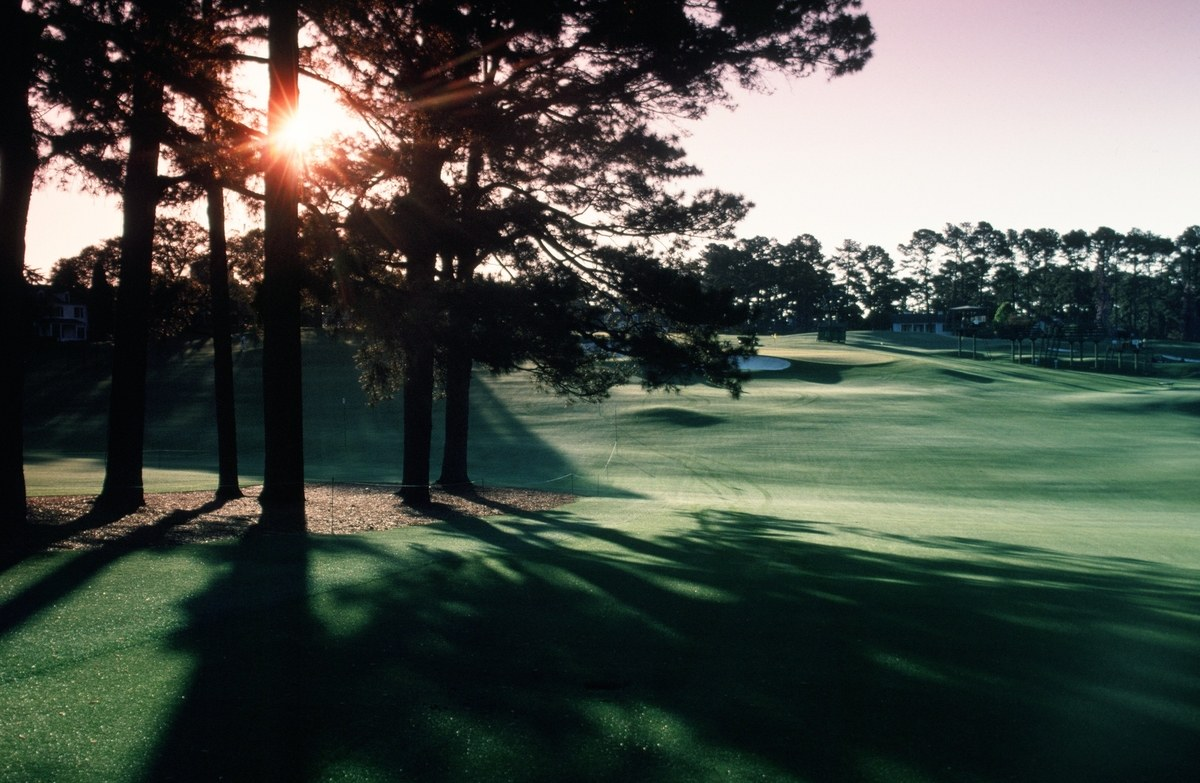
(22, 484, 575, 552)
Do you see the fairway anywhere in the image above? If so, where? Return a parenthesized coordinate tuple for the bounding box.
(5, 332, 1200, 782)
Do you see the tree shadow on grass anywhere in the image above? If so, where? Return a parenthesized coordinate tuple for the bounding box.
(938, 368, 996, 384)
(465, 377, 639, 499)
(7, 499, 230, 561)
(0, 499, 234, 633)
(137, 506, 1200, 783)
(142, 531, 317, 782)
(760, 359, 851, 385)
(623, 407, 726, 428)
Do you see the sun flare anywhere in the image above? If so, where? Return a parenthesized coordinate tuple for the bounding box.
(272, 111, 322, 157)
(266, 80, 360, 162)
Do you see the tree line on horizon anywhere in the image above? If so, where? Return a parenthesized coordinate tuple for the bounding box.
(1, 0, 876, 543)
(702, 222, 1200, 340)
(41, 219, 1200, 347)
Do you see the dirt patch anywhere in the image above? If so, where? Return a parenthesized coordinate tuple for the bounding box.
(23, 484, 576, 552)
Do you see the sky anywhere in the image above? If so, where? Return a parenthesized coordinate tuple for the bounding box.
(23, 0, 1200, 274)
(680, 0, 1200, 252)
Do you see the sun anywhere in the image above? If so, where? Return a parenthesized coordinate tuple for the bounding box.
(266, 81, 364, 166)
(272, 110, 322, 157)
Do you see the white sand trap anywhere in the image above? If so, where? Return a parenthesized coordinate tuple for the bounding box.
(737, 356, 792, 371)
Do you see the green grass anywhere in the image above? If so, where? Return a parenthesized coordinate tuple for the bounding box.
(5, 330, 1200, 781)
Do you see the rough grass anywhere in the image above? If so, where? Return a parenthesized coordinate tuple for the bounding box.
(5, 330, 1200, 782)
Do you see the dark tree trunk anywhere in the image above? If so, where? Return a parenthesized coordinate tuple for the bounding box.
(400, 255, 435, 506)
(200, 0, 239, 503)
(258, 0, 305, 527)
(437, 327, 473, 488)
(394, 142, 451, 507)
(438, 140, 484, 490)
(96, 74, 165, 515)
(87, 260, 114, 341)
(400, 334, 435, 506)
(0, 0, 39, 533)
(207, 178, 241, 501)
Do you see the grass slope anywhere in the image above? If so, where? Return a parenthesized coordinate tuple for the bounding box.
(5, 331, 1200, 782)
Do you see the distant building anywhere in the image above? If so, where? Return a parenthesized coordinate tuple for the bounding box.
(891, 313, 945, 334)
(33, 289, 89, 342)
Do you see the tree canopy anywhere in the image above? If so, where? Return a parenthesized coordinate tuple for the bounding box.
(302, 0, 875, 501)
(8, 1, 873, 527)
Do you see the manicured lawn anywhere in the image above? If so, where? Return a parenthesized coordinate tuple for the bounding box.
(5, 331, 1199, 781)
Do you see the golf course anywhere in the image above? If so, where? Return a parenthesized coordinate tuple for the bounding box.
(4, 331, 1199, 782)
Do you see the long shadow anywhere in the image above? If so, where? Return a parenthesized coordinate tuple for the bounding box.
(764, 359, 853, 384)
(939, 368, 996, 384)
(465, 376, 638, 498)
(624, 406, 726, 428)
(0, 499, 233, 632)
(143, 531, 316, 781)
(132, 506, 1200, 782)
(23, 342, 113, 452)
(26, 338, 628, 499)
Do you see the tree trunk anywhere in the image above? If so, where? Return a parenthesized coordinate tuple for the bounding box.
(437, 137, 485, 490)
(259, 0, 305, 527)
(96, 73, 164, 515)
(0, 0, 39, 533)
(87, 260, 114, 341)
(436, 275, 472, 485)
(399, 255, 435, 506)
(400, 334, 435, 506)
(394, 142, 451, 507)
(437, 322, 473, 488)
(207, 178, 241, 501)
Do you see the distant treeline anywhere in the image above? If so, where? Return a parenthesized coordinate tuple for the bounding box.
(37, 220, 1200, 345)
(700, 222, 1200, 341)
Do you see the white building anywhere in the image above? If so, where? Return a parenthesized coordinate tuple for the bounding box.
(35, 291, 89, 342)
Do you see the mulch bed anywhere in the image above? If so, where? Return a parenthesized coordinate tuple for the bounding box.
(21, 484, 575, 552)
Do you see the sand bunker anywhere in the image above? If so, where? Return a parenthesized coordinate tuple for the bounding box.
(737, 356, 792, 371)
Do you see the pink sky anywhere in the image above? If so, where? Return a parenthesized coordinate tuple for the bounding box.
(24, 0, 1200, 273)
(682, 0, 1200, 251)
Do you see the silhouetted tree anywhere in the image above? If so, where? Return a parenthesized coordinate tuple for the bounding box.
(1063, 227, 1122, 336)
(1173, 226, 1200, 341)
(319, 0, 874, 501)
(0, 0, 43, 532)
(897, 228, 940, 313)
(1119, 229, 1173, 337)
(776, 235, 832, 330)
(258, 0, 306, 525)
(703, 235, 835, 333)
(834, 240, 904, 329)
(934, 222, 1008, 313)
(52, 226, 212, 343)
(703, 239, 776, 331)
(41, 1, 234, 513)
(205, 175, 242, 500)
(48, 240, 120, 340)
(1008, 228, 1061, 316)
